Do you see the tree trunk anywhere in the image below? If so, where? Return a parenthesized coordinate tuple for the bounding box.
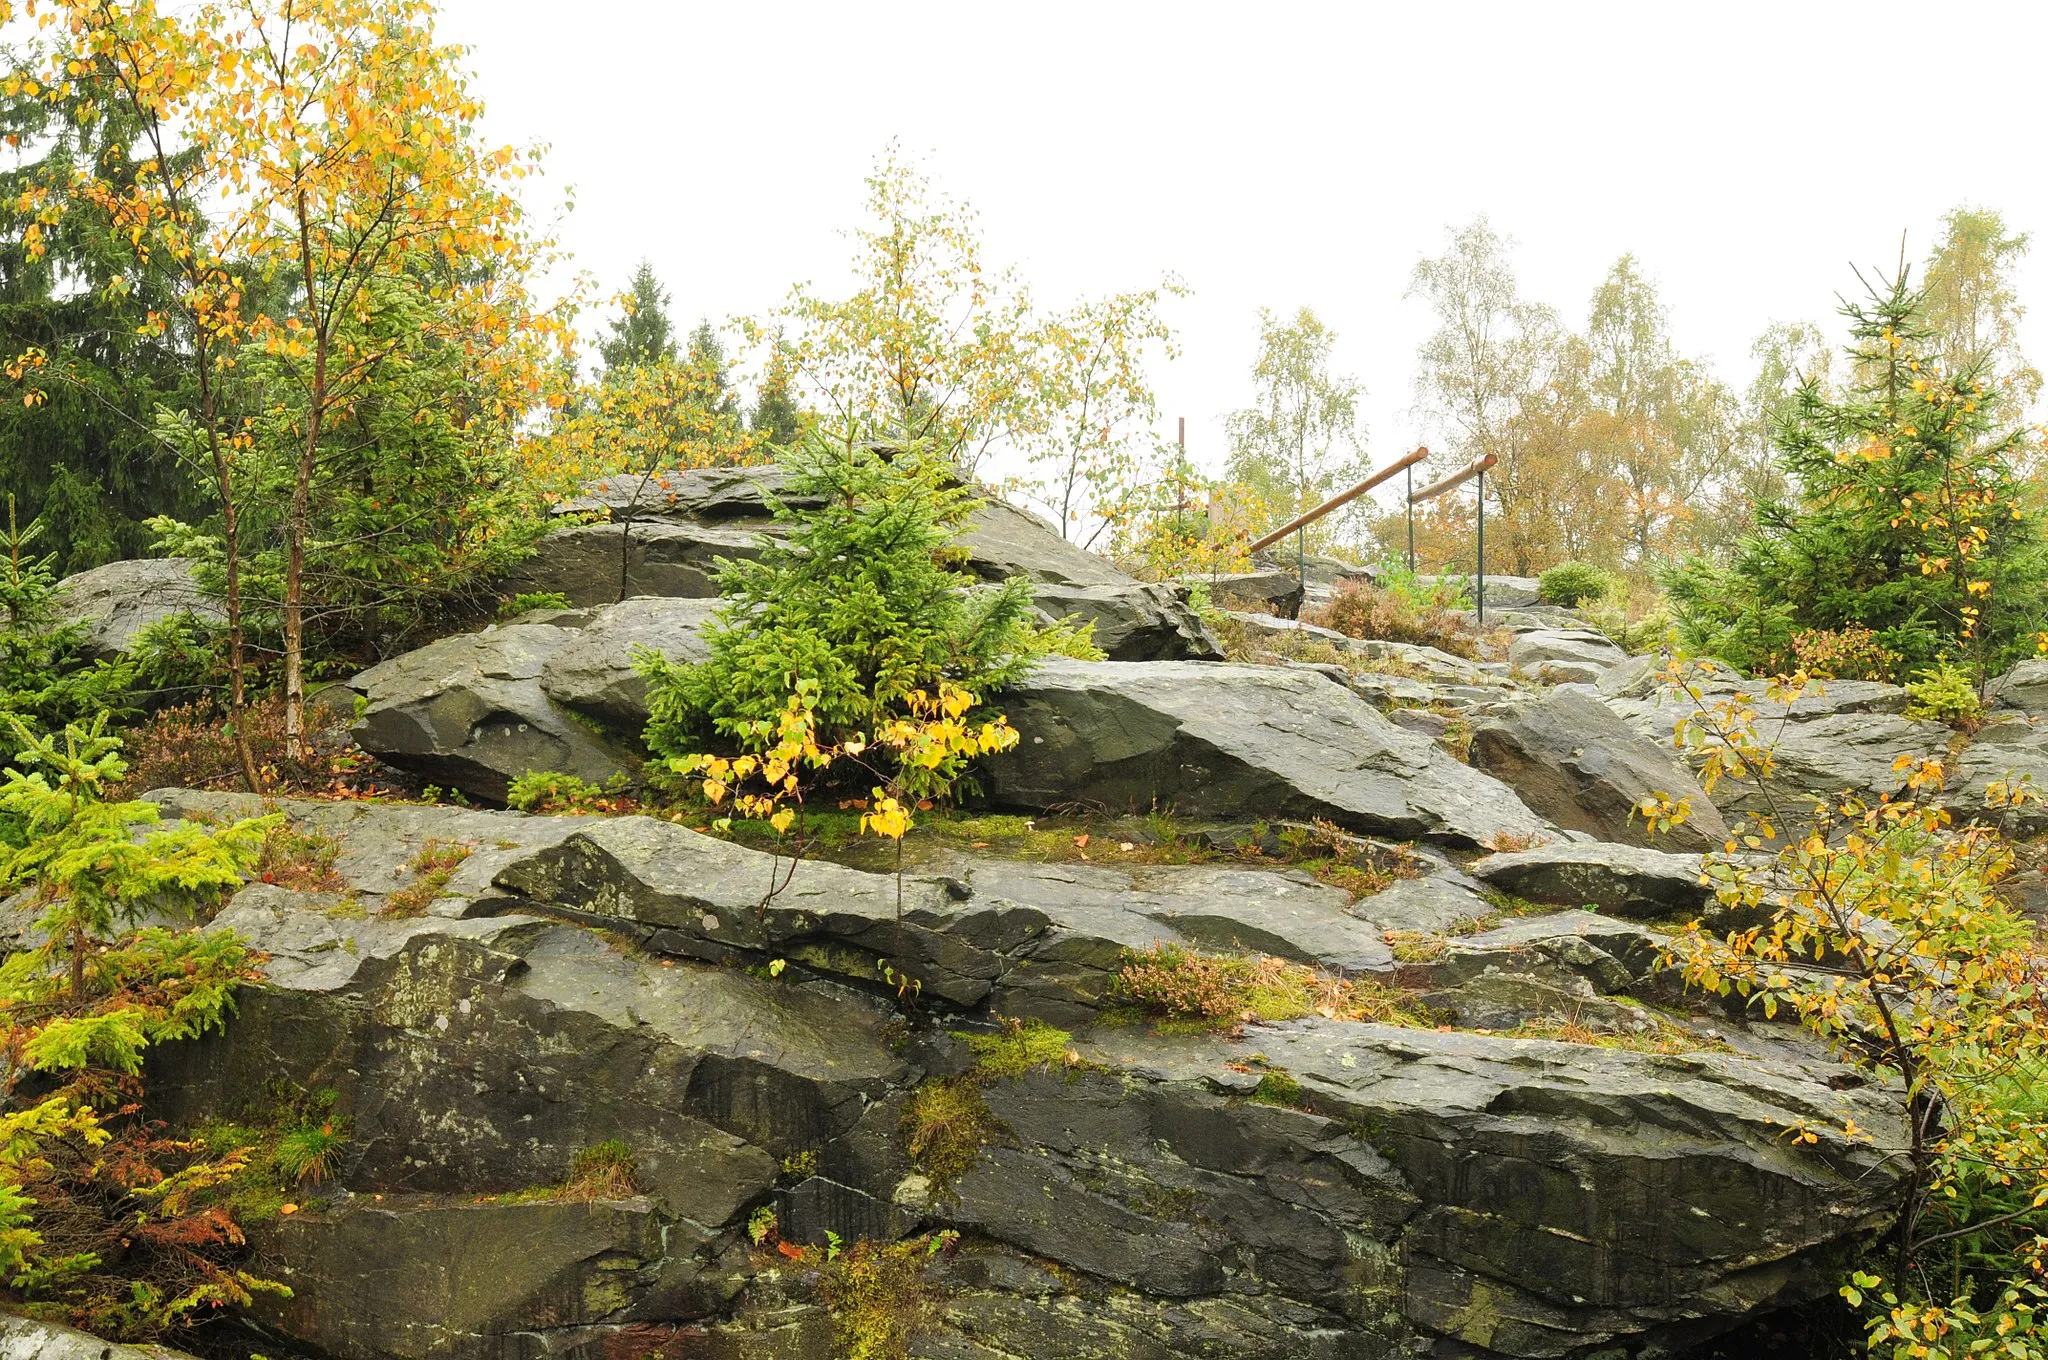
(284, 193, 326, 760)
(198, 363, 263, 793)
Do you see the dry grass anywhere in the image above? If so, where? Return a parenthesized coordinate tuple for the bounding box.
(253, 821, 344, 892)
(1307, 580, 1478, 659)
(383, 839, 473, 916)
(1113, 943, 1438, 1032)
(557, 1140, 639, 1200)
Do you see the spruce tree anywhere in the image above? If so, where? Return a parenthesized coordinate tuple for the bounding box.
(598, 262, 678, 373)
(1674, 270, 2048, 678)
(687, 319, 739, 419)
(750, 339, 805, 447)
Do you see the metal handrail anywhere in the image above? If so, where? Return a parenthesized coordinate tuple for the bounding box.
(1407, 452, 1498, 624)
(1246, 446, 1430, 554)
(1407, 453, 1495, 504)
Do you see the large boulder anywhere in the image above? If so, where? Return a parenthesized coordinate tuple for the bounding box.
(50, 556, 221, 659)
(0, 1316, 200, 1360)
(1030, 579, 1224, 661)
(986, 659, 1545, 847)
(1469, 687, 1729, 851)
(348, 612, 639, 802)
(538, 595, 717, 727)
(1469, 840, 1711, 919)
(1187, 566, 1304, 619)
(1509, 628, 1628, 683)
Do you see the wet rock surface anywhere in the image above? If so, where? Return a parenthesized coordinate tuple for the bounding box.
(95, 792, 1908, 1360)
(989, 659, 1548, 847)
(346, 611, 641, 803)
(1470, 688, 1728, 851)
(1469, 840, 1710, 920)
(49, 556, 221, 659)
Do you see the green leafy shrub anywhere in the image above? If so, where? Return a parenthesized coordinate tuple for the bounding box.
(1905, 661, 1984, 726)
(1538, 562, 1610, 608)
(1788, 626, 1903, 683)
(637, 425, 1098, 766)
(498, 590, 571, 619)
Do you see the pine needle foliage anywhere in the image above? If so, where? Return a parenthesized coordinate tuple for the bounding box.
(639, 424, 1094, 759)
(1667, 270, 2048, 678)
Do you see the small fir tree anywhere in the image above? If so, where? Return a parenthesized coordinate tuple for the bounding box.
(637, 425, 1091, 758)
(1667, 270, 2048, 678)
(750, 339, 805, 447)
(598, 261, 679, 374)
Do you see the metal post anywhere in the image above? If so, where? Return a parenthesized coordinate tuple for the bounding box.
(1475, 469, 1486, 627)
(1405, 465, 1414, 574)
(1296, 524, 1306, 619)
(1173, 417, 1186, 540)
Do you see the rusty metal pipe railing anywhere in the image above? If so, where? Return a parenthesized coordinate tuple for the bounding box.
(1406, 453, 1496, 504)
(1407, 452, 1497, 624)
(1247, 445, 1430, 554)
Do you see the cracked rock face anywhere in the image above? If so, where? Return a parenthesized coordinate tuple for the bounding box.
(521, 464, 1224, 663)
(1471, 688, 1728, 852)
(105, 795, 1908, 1360)
(990, 659, 1547, 847)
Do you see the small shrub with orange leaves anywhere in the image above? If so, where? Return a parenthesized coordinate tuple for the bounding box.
(1787, 625, 1902, 683)
(1307, 579, 1477, 659)
(115, 696, 367, 798)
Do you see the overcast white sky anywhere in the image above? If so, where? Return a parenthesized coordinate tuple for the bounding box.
(436, 0, 2048, 484)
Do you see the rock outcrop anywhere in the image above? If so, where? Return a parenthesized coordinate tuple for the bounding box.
(121, 796, 1902, 1360)
(521, 464, 1224, 663)
(1470, 687, 1729, 851)
(49, 556, 221, 659)
(987, 659, 1547, 846)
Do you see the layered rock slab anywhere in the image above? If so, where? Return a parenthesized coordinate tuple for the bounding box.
(987, 659, 1545, 846)
(114, 794, 1905, 1360)
(1470, 687, 1728, 851)
(1073, 1022, 1901, 1359)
